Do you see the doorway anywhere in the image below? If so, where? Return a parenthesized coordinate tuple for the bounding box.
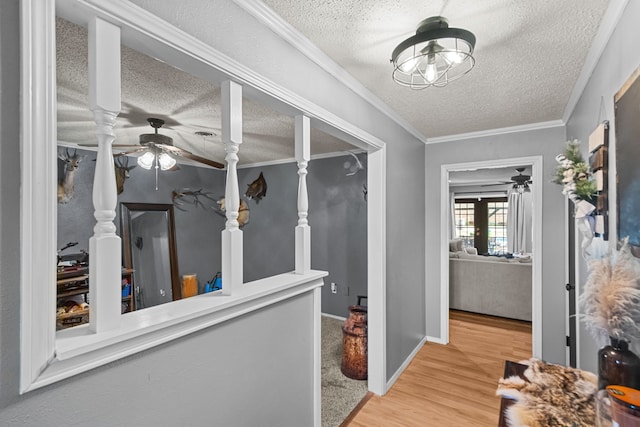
(439, 156, 543, 358)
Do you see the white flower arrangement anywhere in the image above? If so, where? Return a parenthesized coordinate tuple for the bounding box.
(553, 139, 597, 204)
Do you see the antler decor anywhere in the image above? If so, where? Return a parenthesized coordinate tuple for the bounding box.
(171, 188, 217, 211)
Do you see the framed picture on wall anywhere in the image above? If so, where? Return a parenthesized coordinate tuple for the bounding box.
(615, 66, 640, 256)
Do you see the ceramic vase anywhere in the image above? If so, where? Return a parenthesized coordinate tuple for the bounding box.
(598, 337, 640, 390)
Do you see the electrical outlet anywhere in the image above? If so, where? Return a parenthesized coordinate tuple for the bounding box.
(331, 282, 337, 294)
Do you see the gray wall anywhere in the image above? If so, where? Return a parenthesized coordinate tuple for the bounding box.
(58, 150, 368, 315)
(240, 154, 369, 317)
(2, 2, 426, 422)
(425, 126, 568, 364)
(57, 148, 227, 295)
(133, 0, 427, 382)
(566, 1, 640, 371)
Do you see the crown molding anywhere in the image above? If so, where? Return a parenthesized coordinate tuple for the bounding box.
(425, 120, 565, 144)
(562, 0, 630, 123)
(232, 0, 427, 144)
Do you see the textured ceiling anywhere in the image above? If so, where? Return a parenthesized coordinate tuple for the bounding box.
(261, 0, 610, 138)
(57, 0, 611, 168)
(56, 18, 353, 167)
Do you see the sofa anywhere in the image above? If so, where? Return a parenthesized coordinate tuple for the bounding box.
(449, 245, 532, 321)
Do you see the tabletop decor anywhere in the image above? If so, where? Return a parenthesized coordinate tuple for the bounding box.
(581, 238, 640, 389)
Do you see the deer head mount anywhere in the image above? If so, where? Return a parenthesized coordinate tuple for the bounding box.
(57, 148, 86, 203)
(114, 156, 137, 195)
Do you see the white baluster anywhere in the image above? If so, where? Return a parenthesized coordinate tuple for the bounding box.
(295, 115, 311, 274)
(221, 80, 243, 294)
(88, 17, 121, 332)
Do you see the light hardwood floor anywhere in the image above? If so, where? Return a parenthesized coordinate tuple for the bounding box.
(345, 310, 532, 427)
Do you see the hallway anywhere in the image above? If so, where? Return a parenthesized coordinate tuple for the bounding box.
(346, 310, 532, 426)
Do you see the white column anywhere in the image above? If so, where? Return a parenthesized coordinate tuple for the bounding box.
(88, 17, 121, 333)
(295, 115, 311, 274)
(221, 80, 243, 294)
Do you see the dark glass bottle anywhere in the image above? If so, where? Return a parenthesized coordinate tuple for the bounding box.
(598, 337, 640, 389)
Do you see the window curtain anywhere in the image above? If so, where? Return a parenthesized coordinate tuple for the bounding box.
(507, 190, 526, 253)
(450, 192, 456, 239)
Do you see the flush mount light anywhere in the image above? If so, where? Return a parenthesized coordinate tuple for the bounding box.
(391, 16, 476, 89)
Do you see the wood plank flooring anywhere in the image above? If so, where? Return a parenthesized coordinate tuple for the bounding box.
(346, 310, 532, 427)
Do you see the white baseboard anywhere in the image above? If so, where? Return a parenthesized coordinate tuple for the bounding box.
(426, 335, 447, 345)
(385, 336, 428, 391)
(321, 312, 346, 321)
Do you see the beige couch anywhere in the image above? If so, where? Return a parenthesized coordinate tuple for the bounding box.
(449, 252, 532, 321)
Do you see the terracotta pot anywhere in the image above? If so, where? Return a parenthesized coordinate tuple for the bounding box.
(341, 305, 368, 380)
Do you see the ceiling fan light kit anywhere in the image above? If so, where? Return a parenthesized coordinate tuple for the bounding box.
(391, 16, 476, 89)
(511, 167, 532, 193)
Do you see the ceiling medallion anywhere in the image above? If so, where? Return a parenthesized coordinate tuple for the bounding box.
(391, 16, 476, 89)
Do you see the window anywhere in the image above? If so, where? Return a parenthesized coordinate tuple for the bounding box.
(454, 202, 475, 248)
(454, 198, 508, 254)
(487, 200, 508, 254)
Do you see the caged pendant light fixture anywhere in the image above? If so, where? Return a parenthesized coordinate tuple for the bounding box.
(391, 16, 476, 89)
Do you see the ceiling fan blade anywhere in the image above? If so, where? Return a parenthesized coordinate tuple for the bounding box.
(113, 147, 147, 157)
(158, 144, 225, 169)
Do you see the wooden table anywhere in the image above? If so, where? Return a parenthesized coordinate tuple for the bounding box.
(498, 360, 528, 427)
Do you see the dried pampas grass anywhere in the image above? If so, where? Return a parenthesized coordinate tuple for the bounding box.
(580, 239, 640, 344)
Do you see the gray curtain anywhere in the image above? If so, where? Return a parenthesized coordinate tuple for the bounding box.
(507, 190, 526, 253)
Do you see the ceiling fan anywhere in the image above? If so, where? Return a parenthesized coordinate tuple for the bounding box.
(510, 167, 532, 192)
(115, 118, 225, 170)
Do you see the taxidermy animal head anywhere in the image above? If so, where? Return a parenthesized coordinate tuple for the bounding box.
(216, 197, 250, 227)
(114, 156, 137, 195)
(57, 148, 86, 203)
(245, 172, 267, 203)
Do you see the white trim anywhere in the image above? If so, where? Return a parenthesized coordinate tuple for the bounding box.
(426, 120, 564, 144)
(57, 0, 386, 152)
(367, 145, 387, 396)
(34, 272, 326, 391)
(439, 156, 543, 359)
(439, 164, 450, 344)
(385, 336, 428, 391)
(321, 313, 347, 322)
(313, 287, 322, 427)
(562, 0, 631, 123)
(20, 0, 58, 394)
(237, 150, 366, 170)
(231, 0, 427, 145)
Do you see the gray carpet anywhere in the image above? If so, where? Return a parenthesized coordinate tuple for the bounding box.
(322, 316, 368, 427)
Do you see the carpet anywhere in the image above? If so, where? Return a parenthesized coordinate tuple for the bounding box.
(322, 315, 369, 427)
